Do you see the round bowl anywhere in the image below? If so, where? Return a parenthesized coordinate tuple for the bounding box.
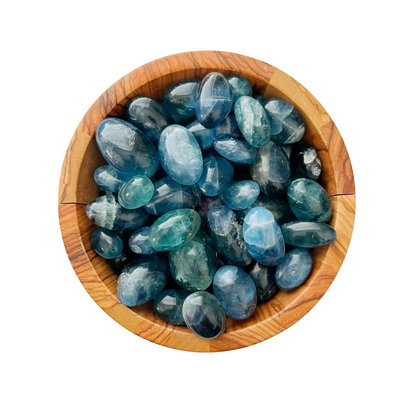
(58, 51, 355, 352)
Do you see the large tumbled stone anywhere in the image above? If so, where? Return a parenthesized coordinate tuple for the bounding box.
(213, 136, 258, 164)
(222, 180, 260, 210)
(90, 227, 123, 259)
(118, 175, 154, 210)
(247, 262, 278, 303)
(197, 156, 234, 197)
(153, 288, 190, 326)
(281, 221, 336, 248)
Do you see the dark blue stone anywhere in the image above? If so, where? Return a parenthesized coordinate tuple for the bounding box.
(128, 226, 157, 255)
(275, 248, 312, 290)
(281, 221, 336, 248)
(222, 180, 260, 210)
(153, 288, 190, 326)
(247, 262, 278, 303)
(195, 194, 224, 227)
(94, 165, 130, 193)
(227, 76, 252, 105)
(197, 156, 234, 196)
(215, 114, 242, 139)
(90, 227, 123, 259)
(107, 250, 135, 274)
(290, 142, 322, 181)
(213, 136, 258, 164)
(253, 95, 267, 106)
(186, 120, 217, 150)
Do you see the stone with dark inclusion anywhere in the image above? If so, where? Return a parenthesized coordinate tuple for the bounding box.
(213, 136, 258, 164)
(107, 250, 135, 274)
(149, 209, 201, 251)
(169, 230, 217, 291)
(264, 99, 305, 144)
(95, 118, 159, 178)
(208, 205, 252, 267)
(195, 72, 233, 128)
(243, 207, 285, 266)
(281, 221, 336, 248)
(250, 142, 291, 196)
(144, 176, 201, 216)
(247, 262, 278, 303)
(195, 194, 224, 228)
(90, 227, 123, 259)
(197, 156, 234, 196)
(290, 142, 322, 181)
(153, 288, 190, 326)
(182, 291, 226, 339)
(129, 226, 157, 255)
(234, 96, 271, 148)
(213, 266, 257, 320)
(94, 165, 130, 193)
(222, 180, 260, 210)
(118, 175, 154, 210)
(253, 95, 267, 106)
(227, 75, 252, 105)
(275, 248, 312, 290)
(287, 178, 332, 223)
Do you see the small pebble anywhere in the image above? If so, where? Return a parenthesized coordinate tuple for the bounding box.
(153, 288, 190, 326)
(275, 249, 313, 290)
(129, 227, 157, 255)
(90, 227, 123, 259)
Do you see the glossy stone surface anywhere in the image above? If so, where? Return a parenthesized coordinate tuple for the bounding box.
(195, 72, 233, 128)
(227, 75, 252, 105)
(213, 136, 258, 164)
(287, 178, 332, 223)
(275, 248, 313, 290)
(182, 291, 226, 339)
(128, 226, 157, 255)
(208, 205, 252, 267)
(90, 227, 123, 259)
(149, 209, 201, 251)
(234, 96, 271, 148)
(153, 288, 190, 326)
(159, 125, 203, 185)
(86, 195, 151, 231)
(95, 118, 159, 178)
(118, 175, 154, 210)
(243, 207, 285, 266)
(291, 142, 322, 181)
(197, 156, 234, 196)
(247, 262, 278, 303)
(195, 194, 224, 227)
(264, 99, 305, 144)
(169, 230, 217, 291)
(215, 114, 242, 138)
(94, 165, 130, 193)
(126, 96, 171, 142)
(163, 79, 200, 125)
(213, 266, 257, 320)
(281, 221, 337, 248)
(250, 142, 291, 195)
(116, 257, 169, 307)
(222, 180, 260, 210)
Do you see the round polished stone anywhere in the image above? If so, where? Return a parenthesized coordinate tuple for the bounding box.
(128, 226, 157, 255)
(281, 221, 336, 248)
(153, 288, 190, 326)
(222, 180, 260, 210)
(118, 175, 154, 210)
(197, 156, 234, 196)
(90, 227, 123, 259)
(94, 165, 130, 193)
(227, 75, 252, 105)
(213, 136, 258, 164)
(247, 262, 278, 303)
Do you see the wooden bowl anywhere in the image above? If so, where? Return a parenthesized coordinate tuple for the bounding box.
(58, 51, 355, 352)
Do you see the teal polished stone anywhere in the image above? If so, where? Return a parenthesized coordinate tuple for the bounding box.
(222, 180, 260, 210)
(128, 227, 157, 255)
(281, 221, 336, 248)
(149, 209, 201, 251)
(290, 142, 322, 181)
(234, 96, 271, 148)
(153, 288, 190, 326)
(227, 75, 252, 105)
(94, 165, 130, 193)
(197, 156, 234, 196)
(247, 262, 278, 303)
(287, 178, 332, 223)
(118, 175, 154, 210)
(169, 230, 217, 291)
(90, 227, 123, 259)
(275, 248, 312, 290)
(213, 136, 258, 164)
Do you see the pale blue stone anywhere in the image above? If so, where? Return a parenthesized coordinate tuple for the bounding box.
(275, 248, 312, 290)
(281, 221, 336, 248)
(213, 136, 258, 164)
(227, 76, 252, 105)
(118, 175, 154, 210)
(213, 266, 257, 319)
(94, 165, 130, 193)
(90, 227, 123, 259)
(128, 227, 157, 255)
(153, 288, 190, 326)
(197, 156, 234, 196)
(247, 262, 278, 303)
(158, 125, 203, 185)
(222, 180, 260, 210)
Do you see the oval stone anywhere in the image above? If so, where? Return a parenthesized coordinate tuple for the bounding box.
(275, 248, 313, 290)
(290, 142, 322, 181)
(95, 118, 159, 178)
(153, 288, 190, 326)
(195, 72, 233, 128)
(281, 221, 337, 248)
(149, 209, 201, 251)
(129, 226, 157, 255)
(287, 178, 332, 223)
(227, 75, 252, 105)
(197, 156, 234, 196)
(213, 136, 258, 164)
(213, 266, 257, 320)
(183, 291, 226, 339)
(234, 96, 271, 148)
(118, 175, 154, 210)
(159, 125, 203, 185)
(94, 165, 130, 193)
(222, 180, 260, 210)
(243, 207, 285, 266)
(247, 262, 278, 303)
(90, 227, 123, 259)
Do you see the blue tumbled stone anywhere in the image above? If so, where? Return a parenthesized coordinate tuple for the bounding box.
(94, 165, 130, 193)
(253, 95, 267, 106)
(227, 75, 252, 105)
(222, 180, 260, 210)
(247, 262, 278, 303)
(128, 226, 157, 255)
(290, 142, 322, 181)
(186, 120, 217, 150)
(195, 194, 224, 227)
(90, 227, 123, 259)
(275, 248, 313, 290)
(213, 136, 258, 164)
(197, 156, 234, 196)
(215, 114, 242, 138)
(213, 266, 257, 320)
(118, 175, 154, 210)
(281, 221, 336, 248)
(153, 288, 190, 326)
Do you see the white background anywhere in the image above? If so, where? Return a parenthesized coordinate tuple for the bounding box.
(1, 1, 415, 415)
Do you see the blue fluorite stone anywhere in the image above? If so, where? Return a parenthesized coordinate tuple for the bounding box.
(215, 114, 242, 138)
(163, 79, 200, 125)
(118, 175, 154, 210)
(253, 95, 267, 106)
(213, 136, 258, 164)
(128, 226, 157, 255)
(195, 194, 224, 227)
(107, 250, 135, 274)
(144, 176, 201, 216)
(159, 125, 203, 185)
(197, 156, 234, 196)
(243, 207, 285, 266)
(182, 291, 226, 339)
(95, 118, 159, 178)
(94, 165, 130, 193)
(222, 180, 260, 210)
(90, 227, 123, 259)
(290, 142, 322, 181)
(287, 178, 332, 223)
(116, 257, 169, 306)
(126, 96, 171, 142)
(195, 72, 233, 128)
(227, 76, 252, 105)
(264, 99, 305, 144)
(247, 262, 278, 303)
(275, 248, 313, 290)
(281, 221, 336, 248)
(234, 96, 271, 148)
(213, 266, 257, 320)
(153, 288, 190, 326)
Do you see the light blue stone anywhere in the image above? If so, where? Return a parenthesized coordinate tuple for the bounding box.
(116, 257, 169, 306)
(222, 180, 260, 210)
(281, 221, 336, 248)
(234, 96, 271, 148)
(264, 99, 305, 144)
(213, 136, 258, 164)
(197, 156, 234, 196)
(128, 227, 157, 255)
(90, 227, 123, 259)
(227, 76, 252, 105)
(95, 118, 159, 178)
(213, 266, 257, 320)
(144, 176, 201, 216)
(118, 175, 154, 210)
(94, 165, 130, 193)
(275, 248, 313, 290)
(195, 72, 233, 128)
(242, 207, 285, 266)
(158, 125, 203, 185)
(247, 262, 278, 303)
(153, 288, 190, 326)
(182, 291, 226, 339)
